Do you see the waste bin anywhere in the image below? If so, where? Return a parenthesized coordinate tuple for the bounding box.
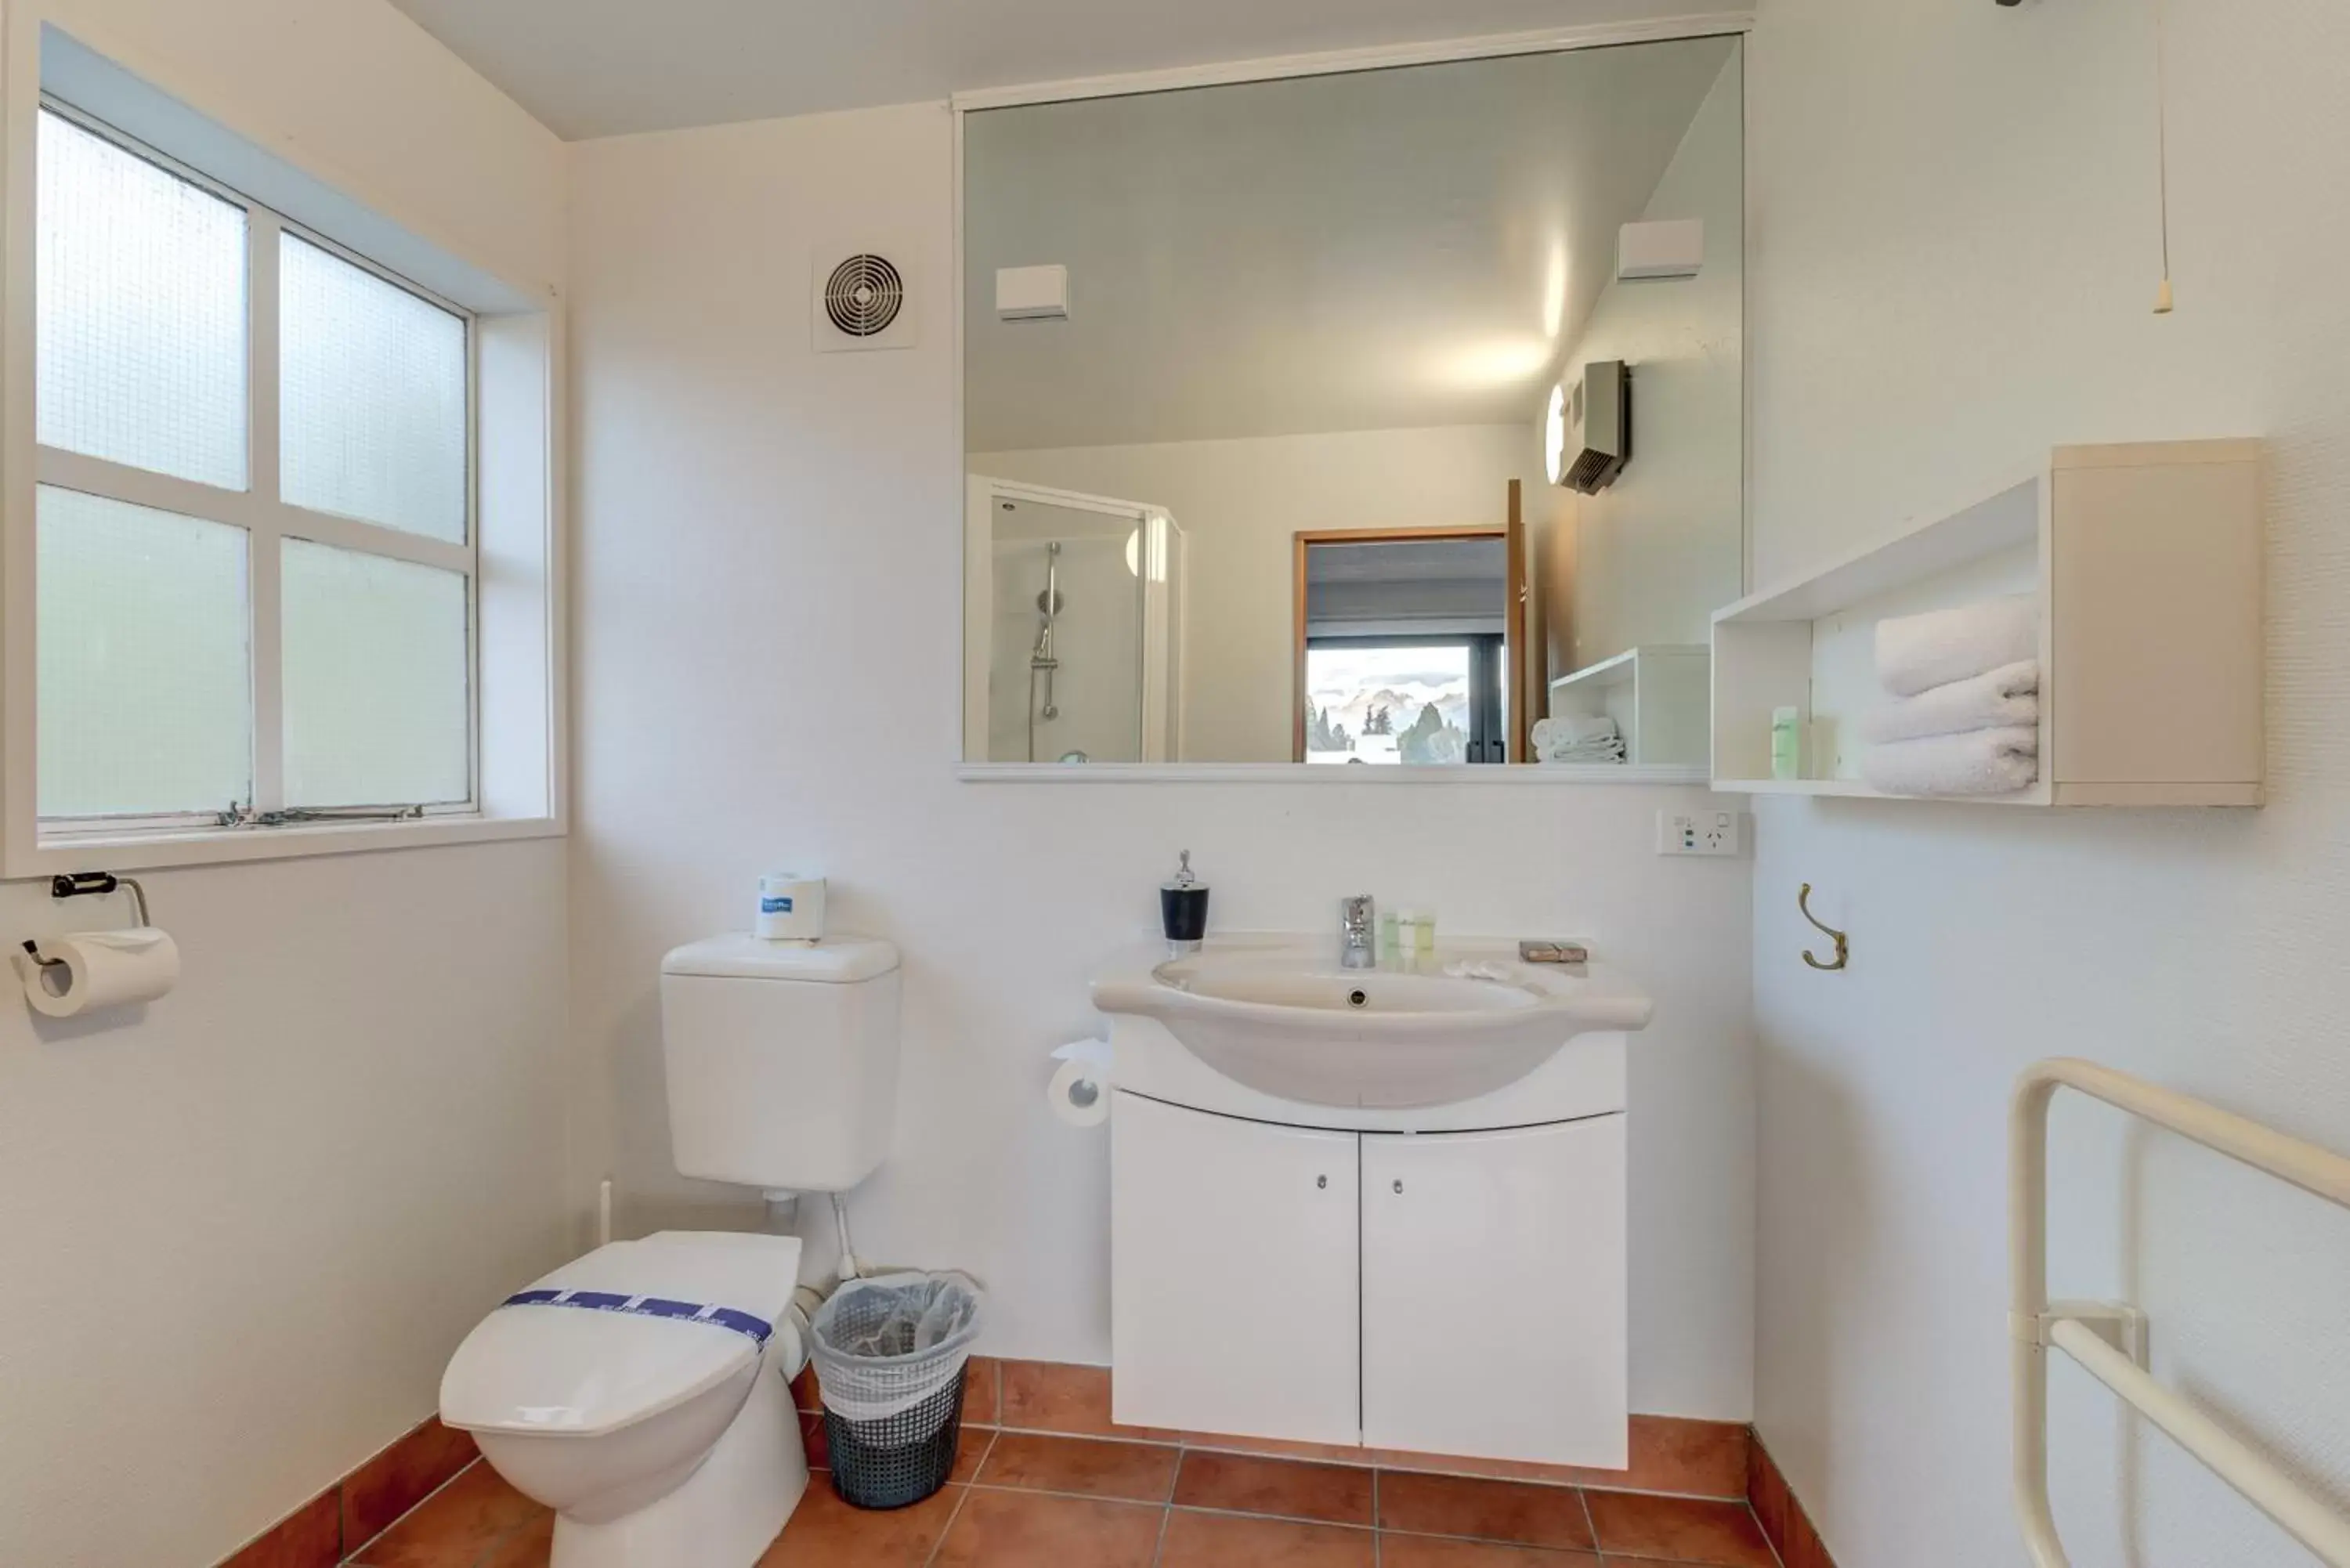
(808, 1271, 985, 1508)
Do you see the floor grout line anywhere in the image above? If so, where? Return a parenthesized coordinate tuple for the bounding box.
(1147, 1499, 1174, 1568)
(1749, 1496, 1789, 1568)
(972, 1425, 1748, 1504)
(915, 1477, 973, 1568)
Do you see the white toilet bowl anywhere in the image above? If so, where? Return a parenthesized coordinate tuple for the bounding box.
(442, 1230, 809, 1568)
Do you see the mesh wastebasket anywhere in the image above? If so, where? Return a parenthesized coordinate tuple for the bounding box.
(808, 1271, 985, 1508)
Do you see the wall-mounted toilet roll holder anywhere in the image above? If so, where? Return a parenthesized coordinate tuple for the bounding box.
(23, 871, 150, 970)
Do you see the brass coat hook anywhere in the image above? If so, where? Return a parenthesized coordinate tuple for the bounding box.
(1798, 883, 1849, 972)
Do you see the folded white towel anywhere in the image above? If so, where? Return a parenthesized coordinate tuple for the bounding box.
(1532, 714, 1618, 750)
(1540, 732, 1627, 764)
(1875, 596, 2039, 697)
(1859, 660, 2040, 745)
(1860, 724, 2039, 796)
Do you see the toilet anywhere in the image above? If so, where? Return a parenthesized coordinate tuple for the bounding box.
(441, 935, 903, 1568)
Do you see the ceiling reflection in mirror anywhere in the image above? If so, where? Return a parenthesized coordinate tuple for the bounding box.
(963, 36, 1744, 768)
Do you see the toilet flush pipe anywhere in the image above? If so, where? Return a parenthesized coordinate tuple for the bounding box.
(832, 1192, 862, 1281)
(597, 1179, 613, 1249)
(772, 1306, 808, 1382)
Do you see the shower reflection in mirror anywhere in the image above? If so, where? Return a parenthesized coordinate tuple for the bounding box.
(965, 479, 1185, 763)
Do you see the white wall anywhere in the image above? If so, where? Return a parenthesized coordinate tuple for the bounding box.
(569, 103, 1756, 1423)
(1745, 1, 2350, 1563)
(1554, 52, 1744, 673)
(0, 7, 572, 1566)
(972, 425, 1539, 763)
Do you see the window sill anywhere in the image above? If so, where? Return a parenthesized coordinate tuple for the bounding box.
(7, 811, 563, 879)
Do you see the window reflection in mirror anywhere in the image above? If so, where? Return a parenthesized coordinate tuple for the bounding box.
(962, 35, 1744, 767)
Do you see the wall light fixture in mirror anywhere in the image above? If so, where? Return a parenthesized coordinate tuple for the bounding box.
(960, 34, 1744, 770)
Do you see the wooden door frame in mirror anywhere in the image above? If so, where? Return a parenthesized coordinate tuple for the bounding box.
(1291, 519, 1513, 763)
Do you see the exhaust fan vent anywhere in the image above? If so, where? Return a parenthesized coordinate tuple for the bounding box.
(822, 254, 904, 338)
(812, 242, 917, 352)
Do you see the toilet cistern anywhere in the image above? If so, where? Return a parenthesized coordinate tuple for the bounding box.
(1340, 894, 1376, 970)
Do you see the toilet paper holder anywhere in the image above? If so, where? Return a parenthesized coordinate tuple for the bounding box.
(23, 871, 151, 970)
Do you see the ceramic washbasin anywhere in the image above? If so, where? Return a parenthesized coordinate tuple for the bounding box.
(1090, 938, 1653, 1109)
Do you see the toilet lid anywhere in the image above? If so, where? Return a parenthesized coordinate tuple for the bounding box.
(441, 1231, 801, 1439)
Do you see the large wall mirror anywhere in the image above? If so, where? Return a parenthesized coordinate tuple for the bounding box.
(961, 34, 1744, 768)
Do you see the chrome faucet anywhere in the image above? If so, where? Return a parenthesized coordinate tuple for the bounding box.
(1340, 894, 1376, 970)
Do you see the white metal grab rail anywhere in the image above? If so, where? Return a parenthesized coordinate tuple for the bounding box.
(2012, 1057, 2350, 1566)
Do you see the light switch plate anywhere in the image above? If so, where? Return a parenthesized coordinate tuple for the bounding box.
(1656, 809, 1743, 856)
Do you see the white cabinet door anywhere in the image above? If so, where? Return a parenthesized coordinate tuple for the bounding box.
(1111, 1093, 1361, 1444)
(1360, 1115, 1627, 1466)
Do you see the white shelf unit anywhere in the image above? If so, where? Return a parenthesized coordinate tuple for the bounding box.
(1546, 645, 1709, 768)
(1712, 440, 2263, 807)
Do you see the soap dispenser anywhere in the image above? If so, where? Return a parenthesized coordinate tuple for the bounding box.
(1161, 851, 1209, 954)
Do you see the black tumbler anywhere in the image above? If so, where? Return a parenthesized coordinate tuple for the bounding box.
(1161, 850, 1209, 948)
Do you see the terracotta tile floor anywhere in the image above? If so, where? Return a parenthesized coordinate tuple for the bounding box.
(339, 1431, 1781, 1567)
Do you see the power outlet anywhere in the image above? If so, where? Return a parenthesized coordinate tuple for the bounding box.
(1657, 809, 1742, 857)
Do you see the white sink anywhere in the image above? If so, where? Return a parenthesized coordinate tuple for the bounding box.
(1090, 938, 1652, 1109)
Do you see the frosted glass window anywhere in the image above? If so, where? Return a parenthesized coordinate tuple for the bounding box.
(36, 110, 248, 489)
(281, 538, 468, 806)
(280, 235, 467, 541)
(37, 487, 251, 817)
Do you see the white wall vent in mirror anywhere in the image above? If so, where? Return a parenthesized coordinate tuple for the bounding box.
(996, 263, 1069, 320)
(813, 244, 916, 351)
(1618, 218, 1704, 280)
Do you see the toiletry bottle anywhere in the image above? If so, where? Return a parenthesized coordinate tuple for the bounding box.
(1771, 706, 1801, 781)
(1161, 851, 1209, 953)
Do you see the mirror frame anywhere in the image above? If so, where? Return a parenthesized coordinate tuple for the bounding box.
(949, 10, 1754, 783)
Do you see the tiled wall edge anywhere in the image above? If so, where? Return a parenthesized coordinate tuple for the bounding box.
(218, 1354, 1757, 1566)
(800, 1355, 1755, 1501)
(214, 1416, 477, 1568)
(1747, 1425, 1839, 1568)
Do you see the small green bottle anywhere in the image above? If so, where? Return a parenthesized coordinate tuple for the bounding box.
(1771, 706, 1801, 781)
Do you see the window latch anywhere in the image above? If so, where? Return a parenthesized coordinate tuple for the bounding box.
(215, 803, 427, 829)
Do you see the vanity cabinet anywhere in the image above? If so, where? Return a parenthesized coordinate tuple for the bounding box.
(1361, 1121, 1625, 1465)
(1109, 1092, 1628, 1465)
(1109, 1091, 1361, 1444)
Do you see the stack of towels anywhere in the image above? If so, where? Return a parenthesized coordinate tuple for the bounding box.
(1859, 596, 2041, 796)
(1532, 714, 1625, 764)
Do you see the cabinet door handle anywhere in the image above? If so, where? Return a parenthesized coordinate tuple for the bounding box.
(1317, 1175, 1328, 1189)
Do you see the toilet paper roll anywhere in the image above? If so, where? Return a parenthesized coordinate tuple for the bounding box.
(19, 928, 179, 1018)
(755, 873, 826, 943)
(1047, 1039, 1114, 1128)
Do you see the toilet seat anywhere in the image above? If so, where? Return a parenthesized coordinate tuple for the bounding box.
(443, 1232, 800, 1440)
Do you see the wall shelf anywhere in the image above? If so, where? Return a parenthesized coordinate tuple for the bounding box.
(1547, 644, 1709, 768)
(1711, 439, 2264, 807)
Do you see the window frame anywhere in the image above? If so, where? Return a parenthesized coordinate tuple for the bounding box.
(33, 96, 481, 838)
(0, 16, 566, 879)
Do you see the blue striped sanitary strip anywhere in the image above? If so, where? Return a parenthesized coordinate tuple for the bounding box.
(500, 1288, 774, 1347)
